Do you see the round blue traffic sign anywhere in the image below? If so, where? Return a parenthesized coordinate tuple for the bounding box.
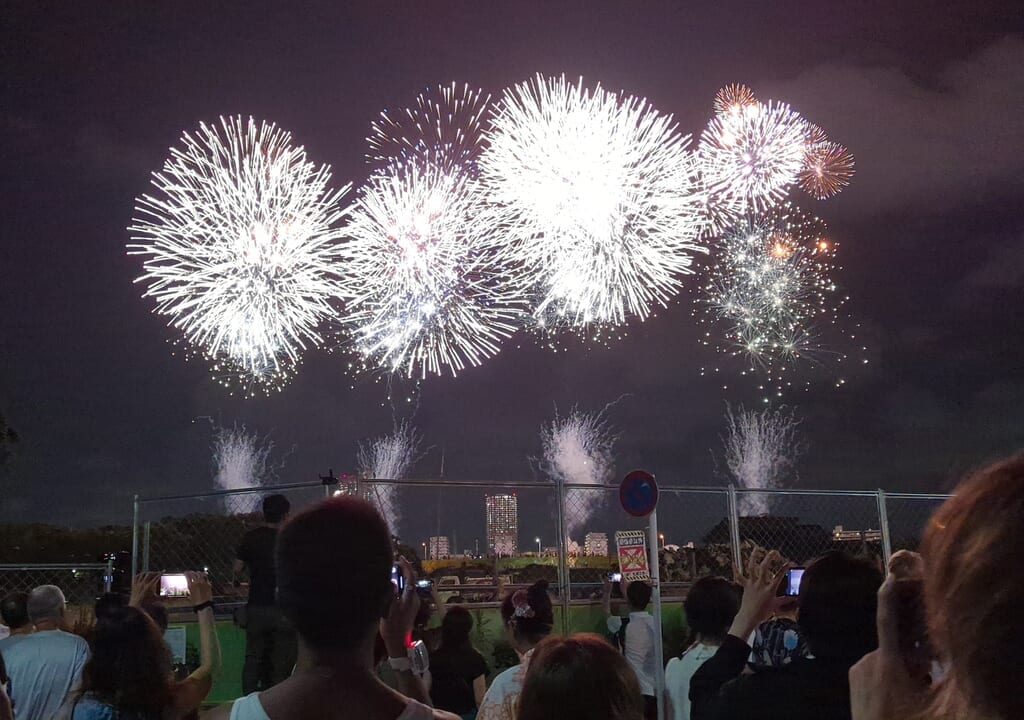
(619, 470, 658, 517)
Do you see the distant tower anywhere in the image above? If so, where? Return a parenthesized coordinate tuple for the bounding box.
(485, 493, 519, 556)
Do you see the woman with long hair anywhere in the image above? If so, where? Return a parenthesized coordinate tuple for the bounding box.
(428, 606, 488, 720)
(850, 453, 1024, 720)
(476, 581, 554, 720)
(59, 572, 220, 720)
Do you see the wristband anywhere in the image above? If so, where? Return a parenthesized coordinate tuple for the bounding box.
(193, 600, 214, 613)
(388, 656, 412, 672)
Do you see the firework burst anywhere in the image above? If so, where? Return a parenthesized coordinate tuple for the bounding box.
(368, 82, 491, 174)
(340, 161, 525, 378)
(128, 116, 352, 391)
(799, 141, 855, 199)
(480, 74, 706, 330)
(698, 99, 810, 220)
(538, 406, 617, 538)
(713, 83, 758, 115)
(696, 203, 852, 392)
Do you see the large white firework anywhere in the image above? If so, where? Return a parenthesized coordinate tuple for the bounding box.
(539, 407, 617, 538)
(722, 405, 802, 515)
(480, 74, 706, 330)
(368, 82, 490, 174)
(699, 98, 810, 221)
(697, 203, 847, 374)
(212, 424, 281, 511)
(340, 161, 525, 377)
(358, 422, 422, 536)
(129, 116, 352, 391)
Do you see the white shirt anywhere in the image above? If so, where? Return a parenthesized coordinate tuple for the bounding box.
(227, 692, 436, 720)
(607, 612, 657, 696)
(665, 642, 719, 720)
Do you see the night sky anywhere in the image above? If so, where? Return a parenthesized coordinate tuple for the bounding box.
(2, 1, 1023, 540)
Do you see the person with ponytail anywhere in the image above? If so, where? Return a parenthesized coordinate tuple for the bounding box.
(476, 581, 554, 720)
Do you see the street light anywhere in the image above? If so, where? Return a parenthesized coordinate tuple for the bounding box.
(658, 533, 665, 548)
(535, 537, 542, 555)
(421, 541, 427, 559)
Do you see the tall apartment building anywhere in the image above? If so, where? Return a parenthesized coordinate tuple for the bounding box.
(584, 532, 609, 557)
(485, 493, 518, 555)
(428, 535, 450, 559)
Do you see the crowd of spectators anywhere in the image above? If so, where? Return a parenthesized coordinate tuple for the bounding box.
(0, 452, 1021, 720)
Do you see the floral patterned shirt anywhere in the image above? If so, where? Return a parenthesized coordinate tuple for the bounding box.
(476, 649, 534, 720)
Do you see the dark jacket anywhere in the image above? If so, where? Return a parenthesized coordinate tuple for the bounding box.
(689, 634, 858, 720)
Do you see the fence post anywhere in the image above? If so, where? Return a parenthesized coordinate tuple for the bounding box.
(648, 508, 666, 720)
(876, 489, 893, 560)
(554, 479, 570, 635)
(726, 485, 742, 574)
(131, 495, 140, 579)
(104, 556, 114, 594)
(142, 522, 152, 572)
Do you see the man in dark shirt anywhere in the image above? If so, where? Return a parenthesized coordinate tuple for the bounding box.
(234, 493, 296, 694)
(690, 550, 882, 720)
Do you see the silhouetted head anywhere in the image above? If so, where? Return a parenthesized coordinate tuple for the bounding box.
(797, 551, 882, 661)
(683, 577, 741, 644)
(501, 580, 554, 649)
(276, 496, 393, 653)
(0, 592, 30, 631)
(440, 605, 474, 650)
(27, 585, 66, 625)
(519, 633, 644, 720)
(923, 454, 1024, 720)
(626, 581, 652, 612)
(78, 605, 172, 716)
(262, 493, 291, 524)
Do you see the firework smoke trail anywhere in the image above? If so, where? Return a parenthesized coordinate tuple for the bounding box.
(539, 407, 617, 539)
(480, 74, 706, 331)
(357, 422, 422, 536)
(212, 424, 280, 510)
(340, 162, 526, 378)
(722, 405, 802, 515)
(129, 116, 352, 394)
(368, 83, 491, 174)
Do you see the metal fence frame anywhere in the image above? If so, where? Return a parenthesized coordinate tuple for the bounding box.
(130, 479, 950, 625)
(0, 561, 114, 605)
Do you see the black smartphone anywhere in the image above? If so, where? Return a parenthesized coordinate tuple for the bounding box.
(784, 567, 805, 596)
(416, 579, 432, 589)
(608, 572, 622, 583)
(892, 579, 932, 681)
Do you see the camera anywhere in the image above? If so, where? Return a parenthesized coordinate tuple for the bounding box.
(783, 567, 805, 596)
(159, 573, 190, 598)
(607, 572, 622, 583)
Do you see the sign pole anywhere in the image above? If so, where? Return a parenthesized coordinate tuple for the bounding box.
(648, 507, 665, 720)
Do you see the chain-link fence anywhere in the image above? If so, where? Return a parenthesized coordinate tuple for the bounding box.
(133, 481, 330, 604)
(0, 562, 113, 608)
(131, 481, 951, 615)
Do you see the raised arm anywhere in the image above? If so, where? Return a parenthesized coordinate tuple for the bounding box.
(173, 572, 222, 715)
(381, 557, 433, 706)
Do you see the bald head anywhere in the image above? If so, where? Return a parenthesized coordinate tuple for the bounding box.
(27, 585, 66, 624)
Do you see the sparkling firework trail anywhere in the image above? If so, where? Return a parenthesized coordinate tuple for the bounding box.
(340, 161, 526, 378)
(368, 83, 491, 174)
(722, 404, 802, 515)
(695, 203, 858, 396)
(539, 406, 617, 538)
(212, 424, 281, 510)
(129, 116, 352, 392)
(358, 422, 422, 536)
(480, 74, 706, 330)
(699, 99, 810, 220)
